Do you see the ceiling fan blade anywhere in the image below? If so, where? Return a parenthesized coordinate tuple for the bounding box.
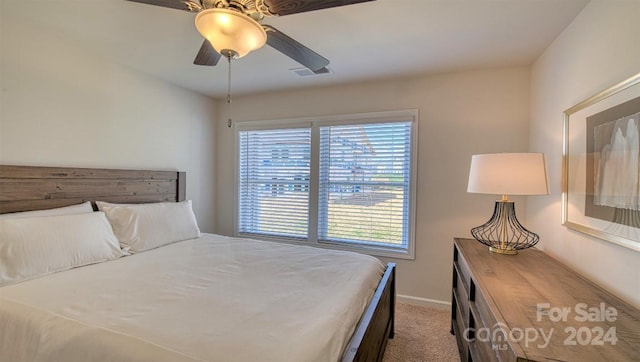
(193, 40, 221, 66)
(261, 0, 374, 16)
(124, 0, 193, 12)
(264, 25, 329, 72)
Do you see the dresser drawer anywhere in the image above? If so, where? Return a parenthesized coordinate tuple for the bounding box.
(453, 267, 470, 322)
(452, 292, 469, 362)
(472, 287, 496, 334)
(468, 307, 496, 362)
(453, 244, 473, 298)
(472, 287, 518, 361)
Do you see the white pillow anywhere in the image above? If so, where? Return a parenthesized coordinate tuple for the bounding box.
(0, 212, 124, 287)
(98, 200, 200, 253)
(95, 200, 129, 211)
(0, 201, 93, 220)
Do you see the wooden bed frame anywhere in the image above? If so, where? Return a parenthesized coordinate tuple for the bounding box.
(0, 164, 395, 361)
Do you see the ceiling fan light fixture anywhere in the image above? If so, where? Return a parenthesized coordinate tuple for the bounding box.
(195, 8, 267, 59)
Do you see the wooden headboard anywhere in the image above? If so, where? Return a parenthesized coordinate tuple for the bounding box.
(0, 165, 185, 214)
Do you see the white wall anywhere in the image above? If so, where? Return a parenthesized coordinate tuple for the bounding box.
(529, 0, 640, 307)
(215, 68, 531, 306)
(0, 15, 218, 231)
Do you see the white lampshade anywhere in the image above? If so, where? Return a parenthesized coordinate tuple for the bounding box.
(194, 8, 267, 59)
(467, 153, 549, 196)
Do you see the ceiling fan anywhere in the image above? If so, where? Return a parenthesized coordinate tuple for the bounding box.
(126, 0, 376, 73)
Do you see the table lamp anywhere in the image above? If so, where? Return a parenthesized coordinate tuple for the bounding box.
(467, 153, 549, 254)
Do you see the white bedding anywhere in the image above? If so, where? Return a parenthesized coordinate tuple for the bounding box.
(0, 233, 385, 362)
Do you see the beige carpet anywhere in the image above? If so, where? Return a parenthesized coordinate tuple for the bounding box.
(382, 302, 460, 362)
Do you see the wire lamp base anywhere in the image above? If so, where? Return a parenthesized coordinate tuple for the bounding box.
(471, 201, 539, 255)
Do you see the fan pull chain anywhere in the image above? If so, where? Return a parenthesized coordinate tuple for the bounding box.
(227, 54, 232, 128)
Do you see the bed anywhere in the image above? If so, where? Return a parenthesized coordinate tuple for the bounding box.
(0, 165, 395, 362)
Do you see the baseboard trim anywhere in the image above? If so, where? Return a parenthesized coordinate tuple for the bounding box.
(397, 294, 451, 310)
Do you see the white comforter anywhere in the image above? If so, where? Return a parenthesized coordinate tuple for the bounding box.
(0, 234, 385, 362)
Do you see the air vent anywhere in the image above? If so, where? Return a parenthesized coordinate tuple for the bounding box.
(291, 66, 333, 77)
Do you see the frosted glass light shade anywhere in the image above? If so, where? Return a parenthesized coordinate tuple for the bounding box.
(467, 153, 549, 196)
(195, 8, 267, 58)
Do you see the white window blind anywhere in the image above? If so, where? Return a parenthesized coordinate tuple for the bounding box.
(318, 122, 412, 249)
(236, 111, 416, 257)
(238, 128, 311, 238)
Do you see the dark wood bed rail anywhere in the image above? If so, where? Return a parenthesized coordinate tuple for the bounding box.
(0, 165, 185, 214)
(342, 262, 396, 362)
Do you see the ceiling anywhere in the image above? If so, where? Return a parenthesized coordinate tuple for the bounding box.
(2, 0, 589, 99)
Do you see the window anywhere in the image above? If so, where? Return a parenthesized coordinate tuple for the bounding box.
(236, 110, 417, 258)
(238, 128, 310, 239)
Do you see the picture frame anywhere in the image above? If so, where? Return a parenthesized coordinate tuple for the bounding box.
(563, 72, 640, 252)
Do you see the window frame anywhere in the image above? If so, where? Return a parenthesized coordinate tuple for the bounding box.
(234, 110, 418, 259)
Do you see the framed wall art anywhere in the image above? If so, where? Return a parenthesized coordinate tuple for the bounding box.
(563, 72, 640, 252)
